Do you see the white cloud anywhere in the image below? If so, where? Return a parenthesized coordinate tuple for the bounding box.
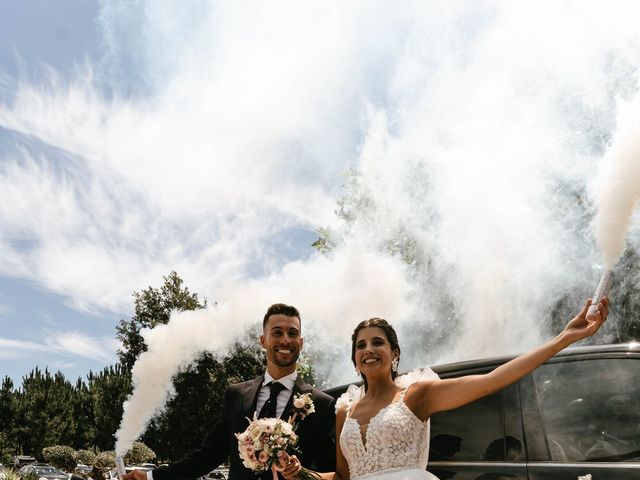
(45, 331, 119, 364)
(0, 332, 118, 363)
(1, 1, 640, 381)
(0, 337, 48, 358)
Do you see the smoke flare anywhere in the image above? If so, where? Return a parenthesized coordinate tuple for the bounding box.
(592, 88, 640, 268)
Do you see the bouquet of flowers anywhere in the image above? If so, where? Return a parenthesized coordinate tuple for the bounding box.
(236, 394, 318, 480)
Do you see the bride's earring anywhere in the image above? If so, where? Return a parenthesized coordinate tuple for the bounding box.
(391, 356, 399, 373)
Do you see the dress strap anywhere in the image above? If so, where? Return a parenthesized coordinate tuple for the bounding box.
(345, 400, 353, 417)
(398, 387, 409, 401)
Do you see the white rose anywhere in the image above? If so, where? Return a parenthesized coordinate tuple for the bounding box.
(293, 397, 306, 409)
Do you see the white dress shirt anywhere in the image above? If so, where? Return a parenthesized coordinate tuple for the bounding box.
(255, 370, 298, 419)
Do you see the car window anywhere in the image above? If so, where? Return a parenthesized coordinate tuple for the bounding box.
(532, 358, 640, 462)
(429, 390, 511, 461)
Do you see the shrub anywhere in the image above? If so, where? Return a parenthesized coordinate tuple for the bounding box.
(123, 442, 155, 465)
(92, 451, 116, 479)
(42, 446, 77, 472)
(75, 450, 96, 467)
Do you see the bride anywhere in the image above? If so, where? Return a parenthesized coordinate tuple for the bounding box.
(281, 297, 609, 480)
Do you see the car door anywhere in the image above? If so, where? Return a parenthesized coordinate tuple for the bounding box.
(520, 356, 640, 479)
(427, 381, 527, 480)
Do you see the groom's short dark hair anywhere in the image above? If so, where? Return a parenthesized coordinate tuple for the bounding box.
(263, 303, 301, 329)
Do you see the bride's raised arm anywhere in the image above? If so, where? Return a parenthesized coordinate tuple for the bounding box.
(406, 297, 609, 420)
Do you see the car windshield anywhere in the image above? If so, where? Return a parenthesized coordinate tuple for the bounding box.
(34, 467, 64, 475)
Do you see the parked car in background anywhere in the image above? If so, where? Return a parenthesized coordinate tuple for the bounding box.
(326, 342, 640, 479)
(17, 465, 68, 480)
(11, 458, 35, 470)
(198, 468, 228, 480)
(71, 464, 93, 480)
(73, 465, 92, 476)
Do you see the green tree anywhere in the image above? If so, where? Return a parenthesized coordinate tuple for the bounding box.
(88, 365, 131, 451)
(116, 271, 207, 372)
(72, 378, 95, 450)
(141, 337, 266, 461)
(17, 369, 76, 458)
(0, 377, 17, 461)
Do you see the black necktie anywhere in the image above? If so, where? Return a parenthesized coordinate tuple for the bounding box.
(258, 381, 286, 418)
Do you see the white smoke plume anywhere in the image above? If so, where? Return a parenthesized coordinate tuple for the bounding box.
(115, 245, 414, 454)
(592, 87, 640, 268)
(2, 0, 640, 454)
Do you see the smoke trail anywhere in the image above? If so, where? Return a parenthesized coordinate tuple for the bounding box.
(592, 87, 640, 268)
(3, 0, 640, 455)
(115, 245, 414, 454)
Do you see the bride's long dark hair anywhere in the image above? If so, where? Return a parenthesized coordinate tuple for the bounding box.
(351, 318, 401, 391)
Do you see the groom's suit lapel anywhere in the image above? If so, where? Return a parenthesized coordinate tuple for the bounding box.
(242, 375, 264, 418)
(281, 376, 312, 421)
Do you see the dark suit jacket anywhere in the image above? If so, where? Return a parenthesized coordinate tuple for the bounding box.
(153, 375, 336, 480)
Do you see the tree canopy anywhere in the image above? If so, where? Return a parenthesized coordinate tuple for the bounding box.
(1, 271, 281, 463)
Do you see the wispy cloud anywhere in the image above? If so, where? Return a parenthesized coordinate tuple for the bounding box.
(0, 332, 118, 363)
(45, 331, 119, 363)
(2, 0, 640, 373)
(0, 337, 49, 358)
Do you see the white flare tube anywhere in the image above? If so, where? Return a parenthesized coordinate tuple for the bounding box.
(115, 456, 126, 478)
(586, 270, 613, 321)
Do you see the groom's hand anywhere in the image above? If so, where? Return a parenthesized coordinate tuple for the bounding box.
(121, 469, 148, 480)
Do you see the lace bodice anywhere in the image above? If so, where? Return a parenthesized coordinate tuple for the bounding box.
(337, 369, 437, 479)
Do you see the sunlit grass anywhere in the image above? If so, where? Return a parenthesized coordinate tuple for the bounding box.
(2, 468, 22, 480)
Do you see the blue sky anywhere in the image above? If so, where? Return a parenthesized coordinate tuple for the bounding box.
(2, 1, 640, 391)
(0, 0, 340, 385)
(0, 0, 120, 384)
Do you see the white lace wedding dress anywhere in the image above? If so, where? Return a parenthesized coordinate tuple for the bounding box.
(337, 369, 440, 480)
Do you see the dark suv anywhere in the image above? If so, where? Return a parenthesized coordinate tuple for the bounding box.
(327, 342, 640, 479)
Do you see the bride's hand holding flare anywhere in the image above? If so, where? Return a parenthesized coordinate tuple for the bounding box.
(406, 297, 611, 420)
(562, 297, 609, 345)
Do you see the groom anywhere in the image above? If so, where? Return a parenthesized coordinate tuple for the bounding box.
(123, 303, 336, 480)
